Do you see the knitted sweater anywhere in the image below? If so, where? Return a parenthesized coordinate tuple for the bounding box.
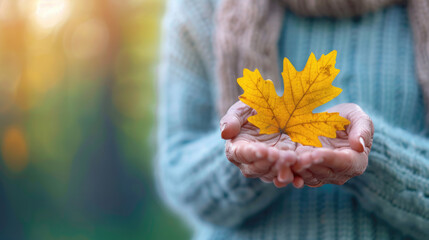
(157, 0, 429, 239)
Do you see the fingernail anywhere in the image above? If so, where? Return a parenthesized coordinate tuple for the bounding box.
(220, 123, 226, 133)
(359, 137, 365, 150)
(255, 151, 262, 159)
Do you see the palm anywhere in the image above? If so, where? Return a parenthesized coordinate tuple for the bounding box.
(234, 107, 352, 153)
(231, 122, 296, 151)
(296, 130, 351, 153)
(221, 101, 373, 188)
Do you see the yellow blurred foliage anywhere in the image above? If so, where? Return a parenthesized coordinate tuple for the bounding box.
(1, 126, 29, 172)
(15, 51, 64, 110)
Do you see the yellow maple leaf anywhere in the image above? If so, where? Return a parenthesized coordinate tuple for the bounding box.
(238, 50, 350, 147)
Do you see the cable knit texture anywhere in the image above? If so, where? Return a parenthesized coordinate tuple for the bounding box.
(157, 0, 429, 239)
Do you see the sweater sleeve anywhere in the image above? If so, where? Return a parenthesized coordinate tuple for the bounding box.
(344, 111, 429, 239)
(155, 0, 281, 227)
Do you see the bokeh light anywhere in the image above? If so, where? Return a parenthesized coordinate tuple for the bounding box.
(65, 18, 109, 60)
(33, 0, 70, 29)
(1, 126, 29, 172)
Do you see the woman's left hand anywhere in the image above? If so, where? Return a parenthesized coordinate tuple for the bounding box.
(276, 103, 374, 188)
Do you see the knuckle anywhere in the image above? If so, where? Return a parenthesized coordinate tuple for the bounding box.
(364, 117, 374, 132)
(225, 143, 235, 162)
(242, 172, 251, 178)
(219, 116, 227, 126)
(240, 168, 249, 177)
(353, 165, 366, 177)
(356, 112, 374, 135)
(240, 170, 255, 178)
(236, 103, 252, 115)
(348, 103, 360, 110)
(368, 138, 374, 149)
(346, 103, 362, 115)
(334, 178, 348, 185)
(361, 113, 372, 122)
(337, 180, 346, 185)
(361, 128, 372, 140)
(353, 171, 363, 177)
(264, 168, 277, 179)
(251, 167, 267, 175)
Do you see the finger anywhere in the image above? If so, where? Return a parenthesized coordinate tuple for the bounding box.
(294, 169, 313, 181)
(240, 165, 261, 178)
(293, 176, 304, 188)
(277, 163, 294, 184)
(312, 148, 368, 182)
(234, 142, 268, 164)
(311, 148, 350, 172)
(344, 105, 374, 153)
(275, 151, 297, 182)
(274, 178, 290, 188)
(311, 148, 355, 173)
(251, 161, 272, 174)
(279, 150, 297, 165)
(273, 179, 284, 188)
(252, 157, 274, 174)
(307, 164, 334, 179)
(256, 148, 282, 181)
(292, 151, 313, 172)
(267, 147, 280, 163)
(260, 163, 278, 181)
(225, 141, 241, 166)
(220, 101, 253, 139)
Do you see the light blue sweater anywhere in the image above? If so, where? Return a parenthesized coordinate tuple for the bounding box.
(157, 0, 429, 239)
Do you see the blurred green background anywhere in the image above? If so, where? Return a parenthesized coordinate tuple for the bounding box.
(0, 0, 190, 239)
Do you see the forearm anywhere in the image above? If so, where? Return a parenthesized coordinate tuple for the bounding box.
(344, 113, 429, 239)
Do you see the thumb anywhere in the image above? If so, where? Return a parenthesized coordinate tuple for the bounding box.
(220, 101, 253, 139)
(346, 105, 374, 152)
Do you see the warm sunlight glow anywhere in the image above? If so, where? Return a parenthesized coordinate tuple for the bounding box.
(34, 0, 70, 29)
(66, 19, 109, 60)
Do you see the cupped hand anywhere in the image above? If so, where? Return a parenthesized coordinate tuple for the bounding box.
(221, 101, 374, 189)
(290, 103, 374, 188)
(220, 101, 298, 187)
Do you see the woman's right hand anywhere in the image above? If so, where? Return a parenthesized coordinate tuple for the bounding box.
(220, 101, 298, 187)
